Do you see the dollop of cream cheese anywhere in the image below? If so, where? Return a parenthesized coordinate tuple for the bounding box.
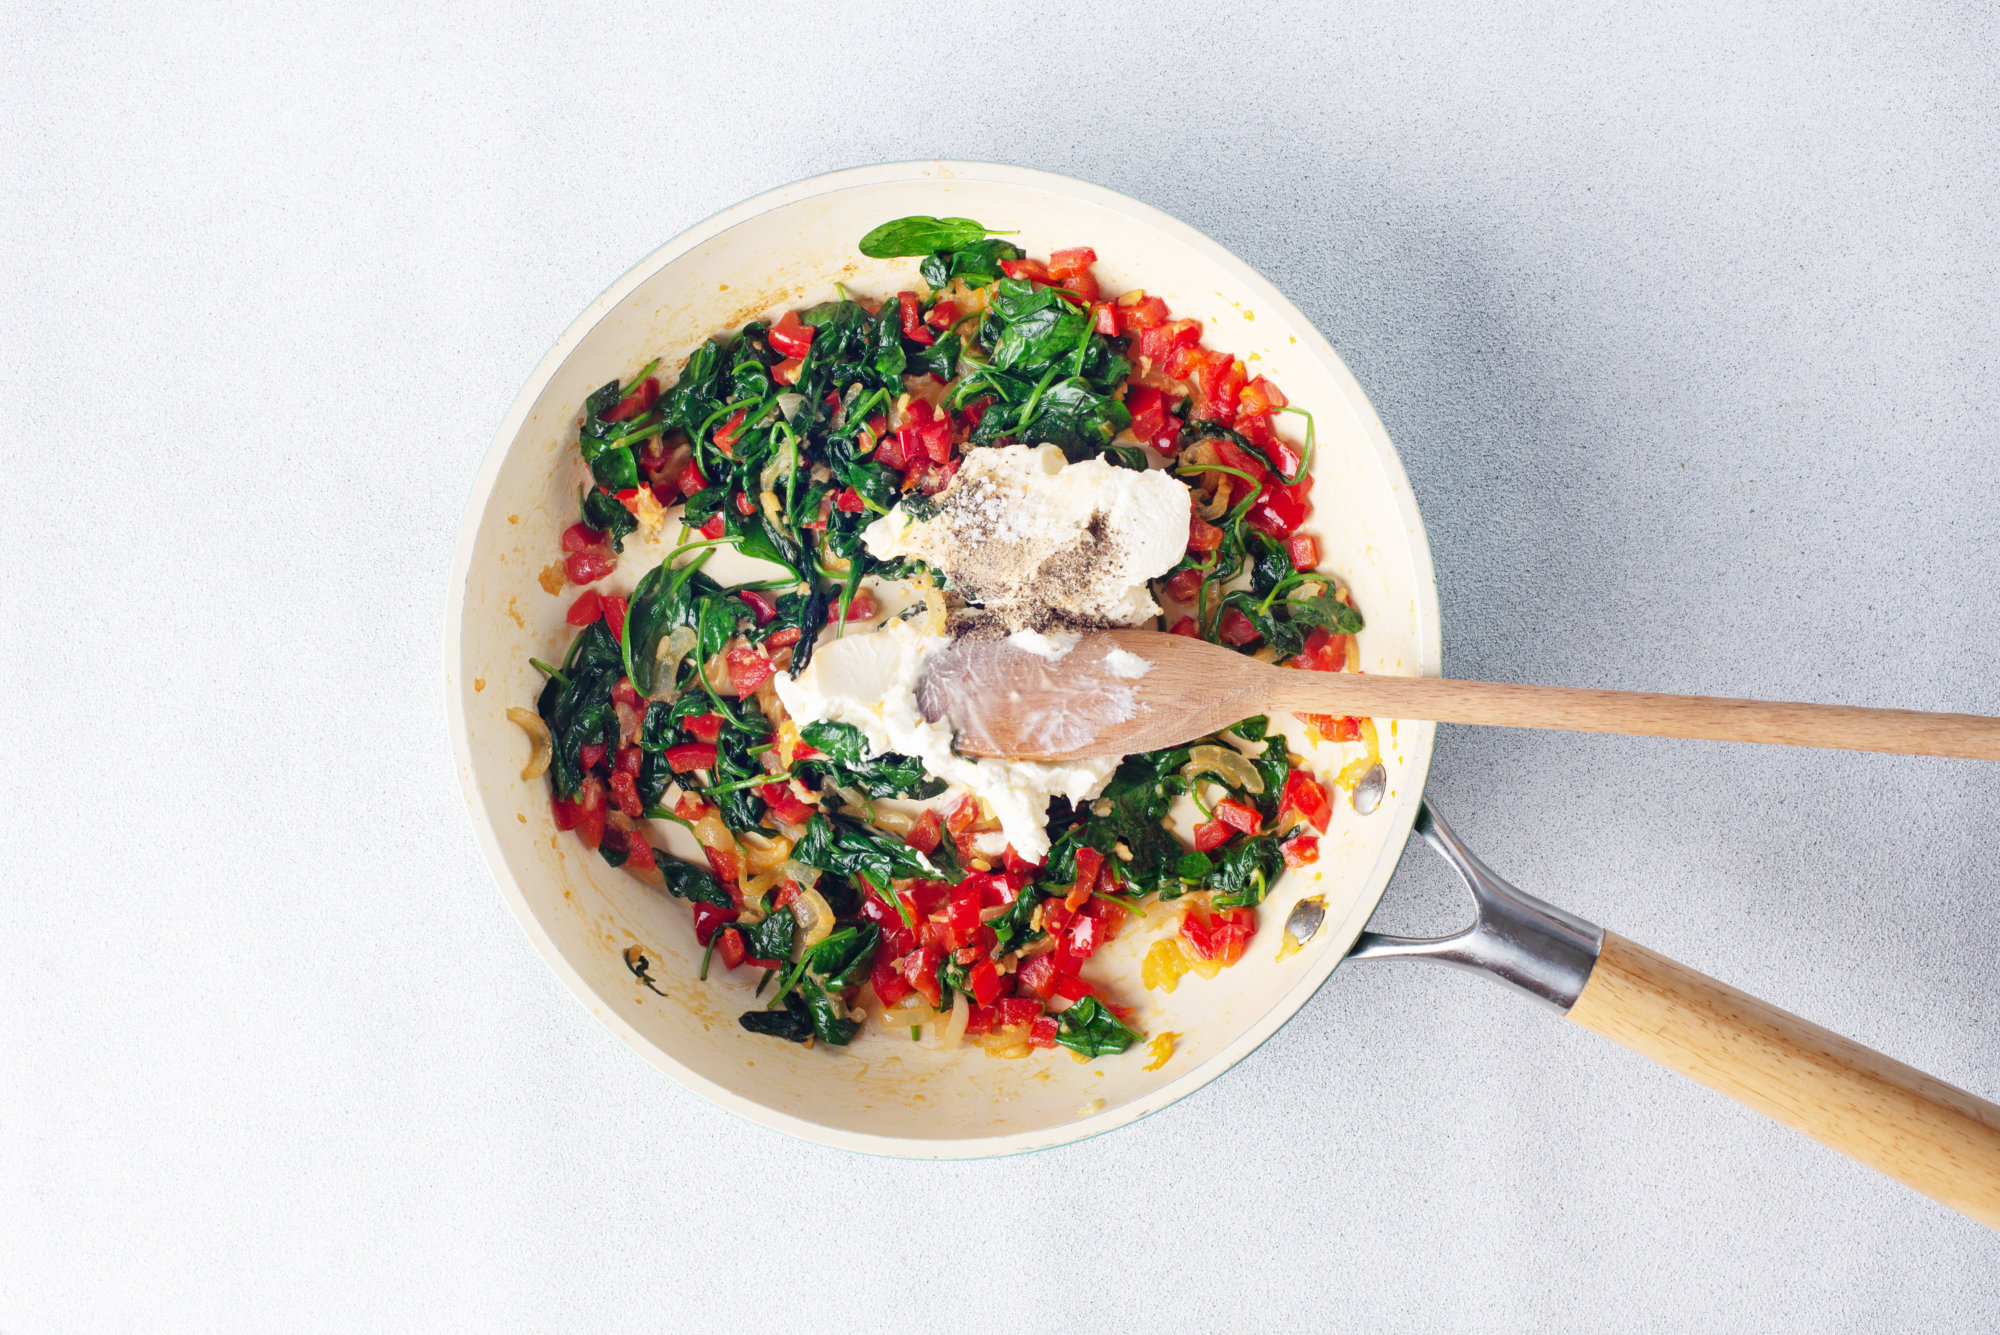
(779, 444, 1190, 859)
(862, 444, 1191, 629)
(772, 620, 1117, 860)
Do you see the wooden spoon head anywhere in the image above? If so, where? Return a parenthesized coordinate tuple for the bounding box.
(916, 629, 1280, 761)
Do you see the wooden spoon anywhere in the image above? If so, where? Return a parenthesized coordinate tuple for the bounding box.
(915, 629, 2000, 763)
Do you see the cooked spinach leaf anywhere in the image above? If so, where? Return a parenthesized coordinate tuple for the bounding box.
(796, 721, 946, 799)
(1054, 996, 1139, 1058)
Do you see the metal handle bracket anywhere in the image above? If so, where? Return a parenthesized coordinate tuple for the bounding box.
(1349, 803, 1604, 1011)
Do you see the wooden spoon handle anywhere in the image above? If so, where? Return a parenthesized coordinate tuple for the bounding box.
(1266, 674, 2000, 762)
(1567, 932, 2000, 1226)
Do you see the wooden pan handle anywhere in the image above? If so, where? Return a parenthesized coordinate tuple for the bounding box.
(1566, 931, 2000, 1226)
(1263, 674, 2000, 762)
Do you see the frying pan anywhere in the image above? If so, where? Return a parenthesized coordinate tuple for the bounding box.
(445, 161, 2000, 1222)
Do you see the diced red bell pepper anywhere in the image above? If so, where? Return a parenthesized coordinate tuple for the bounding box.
(1238, 375, 1288, 417)
(843, 590, 878, 621)
(1181, 905, 1257, 965)
(1114, 292, 1170, 333)
(713, 409, 747, 454)
(1288, 626, 1347, 674)
(758, 780, 816, 826)
(608, 770, 642, 819)
(1049, 971, 1093, 1004)
(1218, 608, 1262, 647)
(552, 776, 607, 850)
(875, 429, 910, 471)
(1281, 835, 1320, 868)
(675, 459, 709, 497)
(860, 889, 917, 958)
(610, 678, 642, 711)
(995, 996, 1041, 1028)
(1193, 817, 1233, 853)
(1136, 318, 1202, 366)
(1164, 567, 1204, 604)
(765, 626, 802, 649)
(724, 645, 776, 696)
(998, 258, 1051, 283)
(871, 949, 914, 1007)
(767, 310, 815, 358)
(737, 588, 779, 625)
(771, 355, 805, 387)
(566, 549, 612, 585)
(683, 712, 723, 742)
(698, 515, 724, 540)
(915, 457, 960, 494)
(905, 879, 952, 917)
(1279, 771, 1333, 834)
(717, 927, 748, 970)
(1016, 952, 1060, 1001)
(773, 880, 800, 911)
(733, 490, 756, 517)
(1213, 437, 1273, 487)
(664, 742, 717, 773)
(946, 885, 983, 941)
(566, 589, 603, 627)
(704, 844, 741, 885)
(599, 595, 627, 643)
(1089, 301, 1117, 335)
(925, 299, 958, 331)
(1188, 513, 1224, 554)
(1066, 846, 1104, 908)
(1002, 845, 1042, 875)
(904, 808, 943, 854)
(1029, 1014, 1060, 1048)
(578, 742, 606, 773)
(1193, 353, 1248, 424)
(1287, 534, 1319, 571)
(1215, 798, 1262, 835)
(692, 900, 733, 946)
(1247, 473, 1315, 539)
(901, 945, 943, 1009)
(1057, 912, 1108, 974)
(1048, 246, 1097, 277)
(562, 523, 605, 554)
(969, 958, 1007, 1007)
(1169, 616, 1200, 638)
(897, 291, 935, 346)
(1335, 716, 1364, 743)
(834, 487, 866, 513)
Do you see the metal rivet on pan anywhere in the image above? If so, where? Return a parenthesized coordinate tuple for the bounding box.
(1284, 895, 1327, 946)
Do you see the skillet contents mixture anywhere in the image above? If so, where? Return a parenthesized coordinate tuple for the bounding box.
(516, 216, 1377, 1059)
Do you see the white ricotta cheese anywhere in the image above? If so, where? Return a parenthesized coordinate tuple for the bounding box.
(863, 444, 1191, 630)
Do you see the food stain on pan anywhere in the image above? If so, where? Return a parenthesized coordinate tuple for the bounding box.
(473, 678, 485, 692)
(536, 564, 565, 596)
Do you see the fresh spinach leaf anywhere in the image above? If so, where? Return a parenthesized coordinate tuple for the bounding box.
(859, 216, 1004, 259)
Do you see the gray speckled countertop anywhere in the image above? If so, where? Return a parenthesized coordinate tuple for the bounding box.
(4, 2, 1996, 1329)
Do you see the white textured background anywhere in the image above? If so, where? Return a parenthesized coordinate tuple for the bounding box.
(5, 2, 1998, 1330)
